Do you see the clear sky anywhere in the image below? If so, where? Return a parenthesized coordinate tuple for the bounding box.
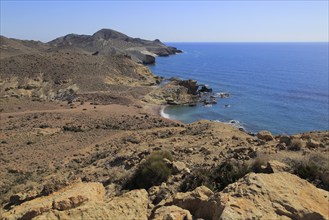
(0, 0, 328, 42)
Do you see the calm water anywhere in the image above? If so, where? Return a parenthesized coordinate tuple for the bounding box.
(149, 43, 329, 135)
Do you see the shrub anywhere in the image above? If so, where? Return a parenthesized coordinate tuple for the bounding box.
(180, 168, 214, 192)
(63, 125, 83, 132)
(288, 139, 304, 151)
(124, 151, 172, 190)
(181, 160, 252, 192)
(211, 160, 251, 191)
(291, 153, 329, 190)
(251, 155, 269, 173)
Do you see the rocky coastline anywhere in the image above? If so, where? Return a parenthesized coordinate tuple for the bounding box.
(0, 30, 328, 220)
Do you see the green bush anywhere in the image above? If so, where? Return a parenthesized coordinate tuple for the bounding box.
(125, 151, 172, 190)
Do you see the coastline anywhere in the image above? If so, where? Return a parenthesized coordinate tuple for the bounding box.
(2, 30, 329, 219)
(159, 105, 171, 120)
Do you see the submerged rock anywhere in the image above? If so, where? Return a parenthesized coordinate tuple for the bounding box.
(198, 85, 213, 93)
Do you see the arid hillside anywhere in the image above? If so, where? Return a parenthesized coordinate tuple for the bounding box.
(0, 31, 328, 220)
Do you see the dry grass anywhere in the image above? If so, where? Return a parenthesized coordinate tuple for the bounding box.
(288, 139, 304, 151)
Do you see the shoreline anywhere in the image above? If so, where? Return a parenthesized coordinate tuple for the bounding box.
(159, 105, 171, 120)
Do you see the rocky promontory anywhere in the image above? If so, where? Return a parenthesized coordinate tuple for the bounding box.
(48, 28, 182, 64)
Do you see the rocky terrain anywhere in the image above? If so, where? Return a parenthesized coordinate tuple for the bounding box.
(0, 30, 329, 219)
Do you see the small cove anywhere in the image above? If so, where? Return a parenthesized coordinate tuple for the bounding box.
(150, 43, 329, 135)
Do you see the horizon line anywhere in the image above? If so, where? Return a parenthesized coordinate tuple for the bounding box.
(1, 35, 328, 44)
(164, 41, 329, 43)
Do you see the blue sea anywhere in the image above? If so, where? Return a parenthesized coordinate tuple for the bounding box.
(149, 43, 329, 135)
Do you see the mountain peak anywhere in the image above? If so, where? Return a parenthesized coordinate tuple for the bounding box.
(92, 28, 129, 40)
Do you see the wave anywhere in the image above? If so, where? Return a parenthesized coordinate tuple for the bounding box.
(160, 106, 171, 119)
(203, 104, 213, 108)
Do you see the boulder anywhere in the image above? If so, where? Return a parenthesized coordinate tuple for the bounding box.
(266, 160, 292, 173)
(172, 161, 188, 174)
(158, 186, 216, 220)
(257, 130, 274, 141)
(100, 189, 148, 220)
(152, 205, 193, 220)
(215, 172, 329, 220)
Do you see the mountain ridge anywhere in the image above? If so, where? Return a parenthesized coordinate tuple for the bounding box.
(1, 28, 182, 64)
(48, 28, 182, 64)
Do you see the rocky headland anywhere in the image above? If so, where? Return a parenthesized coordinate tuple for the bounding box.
(0, 29, 328, 220)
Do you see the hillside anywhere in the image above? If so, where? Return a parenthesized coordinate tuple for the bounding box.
(0, 30, 328, 220)
(0, 36, 50, 59)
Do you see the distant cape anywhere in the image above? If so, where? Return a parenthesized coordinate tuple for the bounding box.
(48, 28, 182, 64)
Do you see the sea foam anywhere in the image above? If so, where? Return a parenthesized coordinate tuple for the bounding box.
(160, 107, 171, 119)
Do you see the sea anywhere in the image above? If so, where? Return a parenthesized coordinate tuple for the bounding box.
(149, 43, 329, 135)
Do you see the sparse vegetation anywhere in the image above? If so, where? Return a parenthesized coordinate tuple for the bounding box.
(63, 125, 83, 132)
(39, 124, 49, 129)
(291, 153, 329, 190)
(181, 159, 255, 192)
(124, 151, 172, 190)
(288, 139, 304, 151)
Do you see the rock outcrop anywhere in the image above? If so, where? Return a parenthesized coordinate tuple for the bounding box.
(217, 172, 329, 220)
(266, 160, 292, 173)
(2, 181, 149, 220)
(2, 181, 105, 220)
(154, 186, 216, 220)
(152, 205, 193, 220)
(151, 173, 329, 220)
(142, 78, 216, 106)
(143, 79, 199, 105)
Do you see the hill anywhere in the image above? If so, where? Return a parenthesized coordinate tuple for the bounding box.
(48, 28, 182, 64)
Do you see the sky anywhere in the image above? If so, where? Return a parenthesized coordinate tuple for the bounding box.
(0, 0, 328, 42)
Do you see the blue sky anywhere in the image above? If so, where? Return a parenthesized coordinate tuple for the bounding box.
(1, 1, 328, 42)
